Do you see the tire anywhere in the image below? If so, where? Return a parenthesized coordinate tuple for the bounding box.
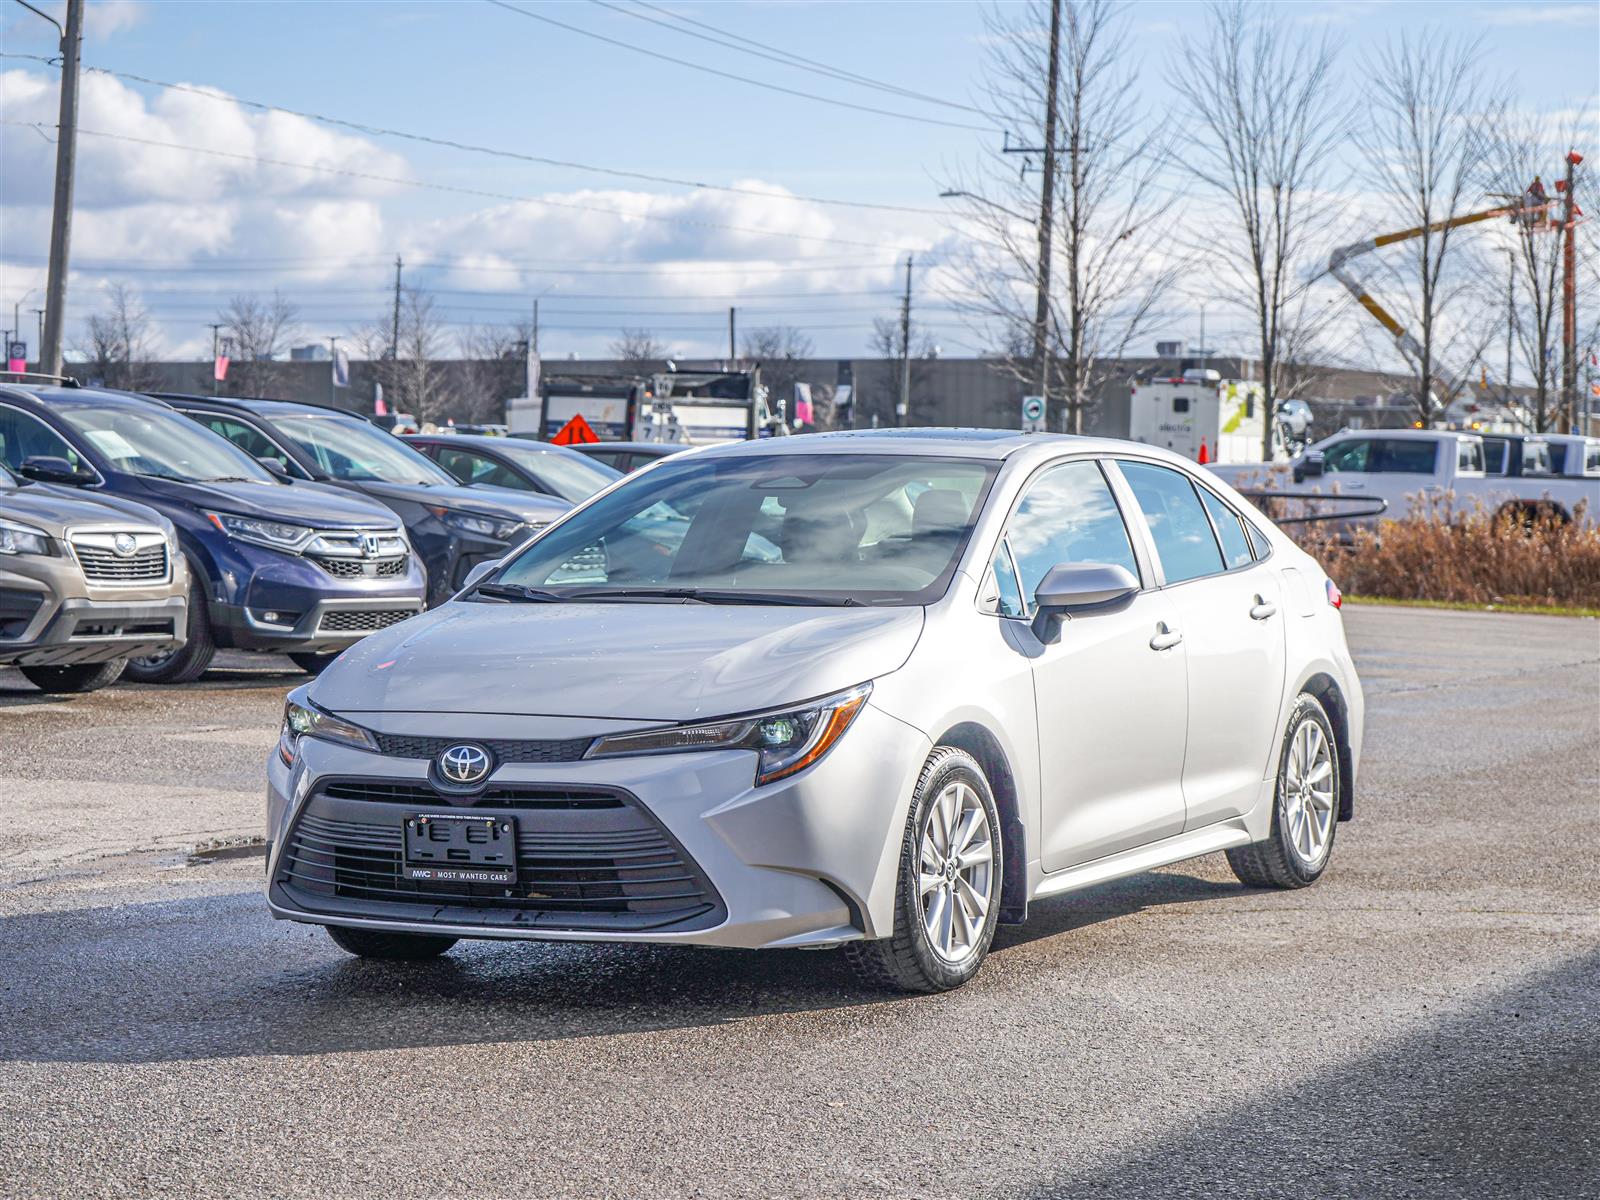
(288, 652, 340, 676)
(1227, 694, 1340, 889)
(17, 659, 126, 694)
(844, 747, 1003, 993)
(325, 925, 458, 960)
(122, 568, 215, 685)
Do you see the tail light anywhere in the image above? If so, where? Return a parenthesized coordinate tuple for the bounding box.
(1325, 579, 1343, 609)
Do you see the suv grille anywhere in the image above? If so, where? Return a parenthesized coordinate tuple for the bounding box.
(310, 555, 409, 579)
(317, 608, 415, 634)
(371, 734, 592, 764)
(70, 533, 169, 585)
(276, 784, 724, 932)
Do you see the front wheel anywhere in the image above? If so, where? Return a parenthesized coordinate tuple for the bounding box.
(122, 569, 215, 685)
(288, 652, 340, 676)
(844, 747, 1002, 993)
(325, 925, 458, 960)
(17, 659, 126, 694)
(1227, 694, 1340, 889)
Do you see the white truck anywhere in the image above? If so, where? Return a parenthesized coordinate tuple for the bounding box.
(1128, 370, 1266, 464)
(1206, 428, 1599, 528)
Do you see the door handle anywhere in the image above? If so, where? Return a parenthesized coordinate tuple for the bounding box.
(1149, 623, 1183, 651)
(1249, 597, 1277, 621)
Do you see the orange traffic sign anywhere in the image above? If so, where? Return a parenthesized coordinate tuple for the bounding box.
(551, 413, 600, 445)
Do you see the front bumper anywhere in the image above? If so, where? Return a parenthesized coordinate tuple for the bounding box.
(209, 545, 427, 653)
(265, 703, 931, 949)
(1, 553, 188, 666)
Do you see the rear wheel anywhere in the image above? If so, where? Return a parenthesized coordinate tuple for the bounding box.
(1227, 694, 1340, 889)
(122, 568, 215, 685)
(844, 747, 1002, 993)
(325, 925, 458, 960)
(288, 652, 340, 676)
(17, 659, 126, 693)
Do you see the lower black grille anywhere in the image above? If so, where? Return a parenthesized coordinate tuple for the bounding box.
(0, 588, 44, 639)
(317, 608, 415, 634)
(275, 783, 724, 932)
(310, 555, 409, 579)
(371, 733, 593, 764)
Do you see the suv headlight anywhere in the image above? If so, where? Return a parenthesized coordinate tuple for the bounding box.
(207, 511, 314, 552)
(430, 506, 526, 543)
(278, 691, 377, 766)
(0, 517, 52, 556)
(587, 683, 871, 786)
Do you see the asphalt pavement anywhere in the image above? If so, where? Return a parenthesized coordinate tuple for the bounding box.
(1, 605, 1596, 1199)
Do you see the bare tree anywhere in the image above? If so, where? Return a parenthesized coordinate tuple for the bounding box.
(944, 0, 1177, 433)
(456, 320, 534, 425)
(1352, 31, 1501, 425)
(217, 290, 299, 397)
(742, 324, 815, 419)
(353, 287, 455, 424)
(610, 328, 667, 363)
(866, 314, 939, 425)
(1176, 1, 1346, 456)
(78, 284, 160, 391)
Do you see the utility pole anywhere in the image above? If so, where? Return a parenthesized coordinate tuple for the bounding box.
(728, 307, 737, 363)
(390, 256, 403, 359)
(1502, 249, 1515, 411)
(38, 0, 84, 376)
(898, 253, 913, 427)
(208, 323, 224, 395)
(1035, 0, 1061, 430)
(532, 299, 540, 354)
(32, 310, 45, 362)
(329, 335, 341, 407)
(1560, 150, 1582, 433)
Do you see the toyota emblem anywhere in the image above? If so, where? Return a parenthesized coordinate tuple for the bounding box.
(113, 533, 138, 557)
(437, 743, 492, 787)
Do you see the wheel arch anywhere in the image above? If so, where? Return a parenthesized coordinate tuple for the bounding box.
(930, 721, 1028, 924)
(1298, 672, 1355, 822)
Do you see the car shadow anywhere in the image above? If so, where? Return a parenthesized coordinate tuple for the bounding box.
(1, 869, 1244, 1066)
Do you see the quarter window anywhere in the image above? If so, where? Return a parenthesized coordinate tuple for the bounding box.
(436, 447, 529, 492)
(1118, 460, 1226, 584)
(1006, 460, 1140, 609)
(989, 541, 1025, 618)
(1456, 440, 1485, 473)
(1197, 486, 1254, 569)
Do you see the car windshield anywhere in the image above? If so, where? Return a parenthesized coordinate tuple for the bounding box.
(57, 402, 273, 483)
(274, 416, 456, 485)
(495, 442, 622, 502)
(492, 453, 997, 606)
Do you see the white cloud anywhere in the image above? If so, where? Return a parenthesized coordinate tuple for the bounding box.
(1481, 4, 1597, 27)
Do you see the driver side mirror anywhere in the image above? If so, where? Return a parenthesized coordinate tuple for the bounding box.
(461, 559, 501, 592)
(1294, 451, 1325, 482)
(257, 456, 292, 481)
(18, 455, 94, 486)
(1031, 562, 1140, 641)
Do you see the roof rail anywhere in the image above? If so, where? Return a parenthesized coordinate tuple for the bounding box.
(0, 371, 81, 388)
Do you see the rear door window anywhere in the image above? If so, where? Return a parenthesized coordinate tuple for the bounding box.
(436, 447, 530, 492)
(1118, 460, 1226, 585)
(1373, 439, 1439, 474)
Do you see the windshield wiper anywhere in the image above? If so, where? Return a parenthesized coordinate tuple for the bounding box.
(204, 476, 259, 483)
(567, 587, 861, 607)
(472, 582, 566, 602)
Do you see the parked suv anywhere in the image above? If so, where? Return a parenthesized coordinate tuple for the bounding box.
(1, 459, 188, 692)
(161, 396, 570, 606)
(0, 383, 426, 682)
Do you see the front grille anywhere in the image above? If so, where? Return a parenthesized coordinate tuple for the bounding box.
(321, 780, 620, 809)
(275, 783, 724, 932)
(371, 733, 593, 764)
(310, 555, 409, 579)
(71, 535, 169, 584)
(317, 608, 415, 634)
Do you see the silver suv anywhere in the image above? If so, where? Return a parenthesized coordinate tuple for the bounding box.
(1, 461, 188, 692)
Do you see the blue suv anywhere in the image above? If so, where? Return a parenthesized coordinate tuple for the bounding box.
(0, 382, 427, 682)
(160, 396, 570, 607)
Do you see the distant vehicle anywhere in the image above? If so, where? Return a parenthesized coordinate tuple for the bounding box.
(1129, 370, 1266, 464)
(1543, 434, 1600, 479)
(372, 412, 420, 435)
(0, 383, 425, 683)
(510, 366, 783, 446)
(404, 433, 622, 502)
(1207, 428, 1600, 527)
(160, 395, 570, 608)
(561, 440, 689, 474)
(1, 458, 188, 693)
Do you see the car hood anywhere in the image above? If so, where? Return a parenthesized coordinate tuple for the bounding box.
(134, 476, 401, 528)
(312, 600, 924, 722)
(355, 480, 569, 525)
(0, 482, 173, 537)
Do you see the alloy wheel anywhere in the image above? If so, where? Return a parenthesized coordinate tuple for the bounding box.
(917, 780, 995, 963)
(1282, 719, 1335, 867)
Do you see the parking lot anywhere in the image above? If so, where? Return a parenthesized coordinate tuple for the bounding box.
(1, 604, 1595, 1198)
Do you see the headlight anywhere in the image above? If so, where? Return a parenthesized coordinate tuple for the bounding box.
(587, 683, 871, 786)
(208, 511, 314, 552)
(278, 691, 377, 766)
(431, 507, 526, 542)
(0, 518, 52, 556)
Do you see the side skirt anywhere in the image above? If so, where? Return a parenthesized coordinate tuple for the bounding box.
(1031, 818, 1254, 901)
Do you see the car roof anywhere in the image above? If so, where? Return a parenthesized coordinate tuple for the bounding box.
(1332, 427, 1474, 441)
(0, 383, 176, 411)
(159, 393, 364, 421)
(405, 433, 566, 452)
(568, 441, 684, 454)
(692, 428, 1136, 461)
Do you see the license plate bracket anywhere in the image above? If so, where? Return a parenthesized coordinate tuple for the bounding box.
(403, 812, 517, 884)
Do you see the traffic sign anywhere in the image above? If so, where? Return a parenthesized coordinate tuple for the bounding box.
(1021, 394, 1046, 433)
(552, 413, 600, 445)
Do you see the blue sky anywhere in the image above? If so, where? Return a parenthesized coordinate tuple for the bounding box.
(2, 0, 1596, 362)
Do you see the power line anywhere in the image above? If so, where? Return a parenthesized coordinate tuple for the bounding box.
(0, 50, 947, 216)
(0, 119, 926, 252)
(485, 0, 993, 133)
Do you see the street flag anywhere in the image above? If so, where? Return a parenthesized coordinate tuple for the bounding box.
(7, 340, 26, 373)
(213, 353, 229, 382)
(793, 381, 813, 426)
(552, 413, 600, 445)
(527, 348, 541, 405)
(332, 346, 350, 389)
(374, 382, 387, 416)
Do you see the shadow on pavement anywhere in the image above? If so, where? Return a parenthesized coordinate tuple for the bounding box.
(1026, 946, 1600, 1200)
(1, 869, 1237, 1065)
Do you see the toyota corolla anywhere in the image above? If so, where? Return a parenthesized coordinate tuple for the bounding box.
(266, 430, 1363, 992)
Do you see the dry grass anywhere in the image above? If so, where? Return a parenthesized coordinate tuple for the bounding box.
(1289, 498, 1600, 609)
